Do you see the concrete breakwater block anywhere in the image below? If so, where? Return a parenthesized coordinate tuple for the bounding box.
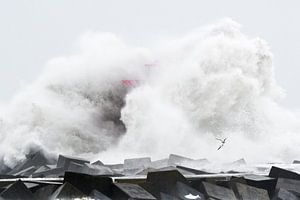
(176, 165, 213, 175)
(123, 157, 152, 176)
(57, 154, 90, 169)
(124, 157, 151, 170)
(89, 189, 112, 200)
(64, 171, 113, 196)
(12, 166, 37, 177)
(50, 182, 86, 199)
(112, 183, 156, 199)
(33, 185, 59, 200)
(275, 188, 300, 200)
(199, 181, 237, 200)
(32, 167, 65, 178)
(269, 166, 300, 180)
(276, 177, 300, 196)
(143, 169, 205, 199)
(0, 180, 35, 200)
(8, 151, 55, 176)
(92, 160, 105, 166)
(2, 152, 300, 199)
(233, 182, 270, 200)
(67, 162, 115, 176)
(146, 170, 189, 191)
(139, 170, 190, 198)
(168, 154, 195, 166)
(150, 158, 169, 169)
(241, 174, 276, 196)
(225, 174, 276, 197)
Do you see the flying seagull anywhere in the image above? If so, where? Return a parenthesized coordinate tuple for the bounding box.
(216, 137, 227, 150)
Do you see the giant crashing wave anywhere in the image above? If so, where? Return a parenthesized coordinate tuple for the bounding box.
(1, 19, 300, 169)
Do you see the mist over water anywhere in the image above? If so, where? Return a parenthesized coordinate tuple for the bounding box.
(0, 19, 300, 167)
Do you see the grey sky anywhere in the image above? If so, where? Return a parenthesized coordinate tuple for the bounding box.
(0, 0, 300, 108)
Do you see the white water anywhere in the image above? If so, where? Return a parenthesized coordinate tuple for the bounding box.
(1, 19, 300, 168)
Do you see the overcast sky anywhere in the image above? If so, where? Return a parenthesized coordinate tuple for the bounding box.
(1, 0, 300, 108)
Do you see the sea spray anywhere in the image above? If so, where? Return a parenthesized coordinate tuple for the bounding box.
(0, 19, 299, 167)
